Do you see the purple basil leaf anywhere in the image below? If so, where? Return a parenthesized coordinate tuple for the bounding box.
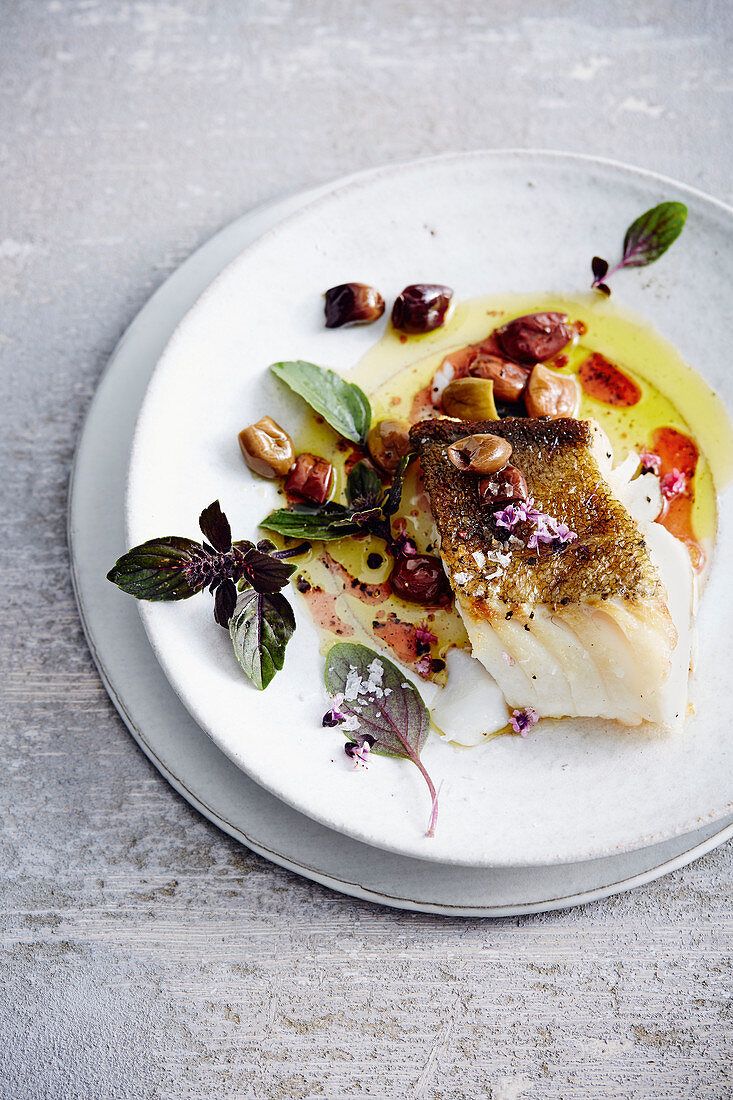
(229, 589, 296, 689)
(596, 282, 611, 297)
(214, 578, 238, 627)
(324, 642, 439, 836)
(237, 544, 295, 593)
(106, 536, 208, 601)
(621, 201, 687, 269)
(346, 460, 382, 508)
(591, 255, 609, 280)
(199, 500, 232, 553)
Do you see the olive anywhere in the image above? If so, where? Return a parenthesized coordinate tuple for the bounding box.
(238, 416, 295, 478)
(446, 433, 512, 475)
(285, 453, 334, 504)
(390, 552, 451, 605)
(469, 353, 530, 402)
(496, 312, 575, 365)
(524, 364, 579, 419)
(324, 283, 385, 328)
(391, 284, 454, 334)
(366, 418, 412, 473)
(478, 464, 528, 507)
(441, 377, 498, 421)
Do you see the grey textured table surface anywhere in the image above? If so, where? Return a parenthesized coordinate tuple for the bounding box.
(2, 3, 732, 1098)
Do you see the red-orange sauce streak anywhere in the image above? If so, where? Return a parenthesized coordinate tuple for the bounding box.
(301, 586, 354, 636)
(372, 613, 421, 665)
(319, 551, 391, 605)
(650, 426, 705, 571)
(578, 352, 642, 407)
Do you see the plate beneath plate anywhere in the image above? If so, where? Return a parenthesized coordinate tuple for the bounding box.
(126, 151, 733, 866)
(69, 167, 731, 914)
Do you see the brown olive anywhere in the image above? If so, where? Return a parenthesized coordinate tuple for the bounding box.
(446, 433, 512, 475)
(238, 416, 295, 478)
(525, 364, 579, 419)
(390, 552, 452, 605)
(478, 464, 528, 507)
(366, 418, 412, 473)
(324, 283, 385, 328)
(441, 377, 498, 421)
(496, 312, 575, 365)
(469, 353, 530, 402)
(391, 284, 454, 334)
(285, 453, 333, 504)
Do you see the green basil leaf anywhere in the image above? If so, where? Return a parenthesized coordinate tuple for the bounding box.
(346, 460, 382, 507)
(270, 360, 371, 444)
(106, 537, 207, 601)
(260, 504, 360, 541)
(621, 201, 687, 269)
(230, 589, 296, 690)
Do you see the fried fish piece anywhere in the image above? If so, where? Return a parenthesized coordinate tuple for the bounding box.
(411, 417, 693, 729)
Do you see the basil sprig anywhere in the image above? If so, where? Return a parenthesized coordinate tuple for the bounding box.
(591, 201, 687, 296)
(260, 455, 414, 544)
(107, 501, 308, 688)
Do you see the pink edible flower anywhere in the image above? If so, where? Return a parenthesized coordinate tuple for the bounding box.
(660, 468, 687, 500)
(510, 708, 539, 737)
(345, 734, 375, 768)
(415, 621, 437, 646)
(549, 521, 577, 545)
(322, 691, 346, 727)
(639, 450, 662, 475)
(393, 533, 418, 557)
(414, 653, 433, 678)
(494, 504, 523, 531)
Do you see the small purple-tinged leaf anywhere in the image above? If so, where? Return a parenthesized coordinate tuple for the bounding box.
(324, 642, 440, 836)
(199, 500, 232, 552)
(591, 201, 687, 292)
(214, 578, 238, 627)
(229, 589, 296, 689)
(621, 201, 687, 268)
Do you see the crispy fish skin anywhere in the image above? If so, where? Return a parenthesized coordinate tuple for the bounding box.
(411, 417, 685, 727)
(410, 417, 664, 611)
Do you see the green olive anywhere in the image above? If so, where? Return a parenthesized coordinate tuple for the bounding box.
(366, 418, 412, 473)
(441, 377, 498, 421)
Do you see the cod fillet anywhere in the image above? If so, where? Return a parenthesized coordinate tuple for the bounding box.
(411, 417, 693, 730)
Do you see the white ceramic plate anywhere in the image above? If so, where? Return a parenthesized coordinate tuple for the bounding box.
(127, 151, 733, 867)
(71, 175, 732, 914)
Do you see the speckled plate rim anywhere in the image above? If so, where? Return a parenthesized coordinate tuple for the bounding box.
(124, 150, 733, 867)
(69, 165, 731, 913)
